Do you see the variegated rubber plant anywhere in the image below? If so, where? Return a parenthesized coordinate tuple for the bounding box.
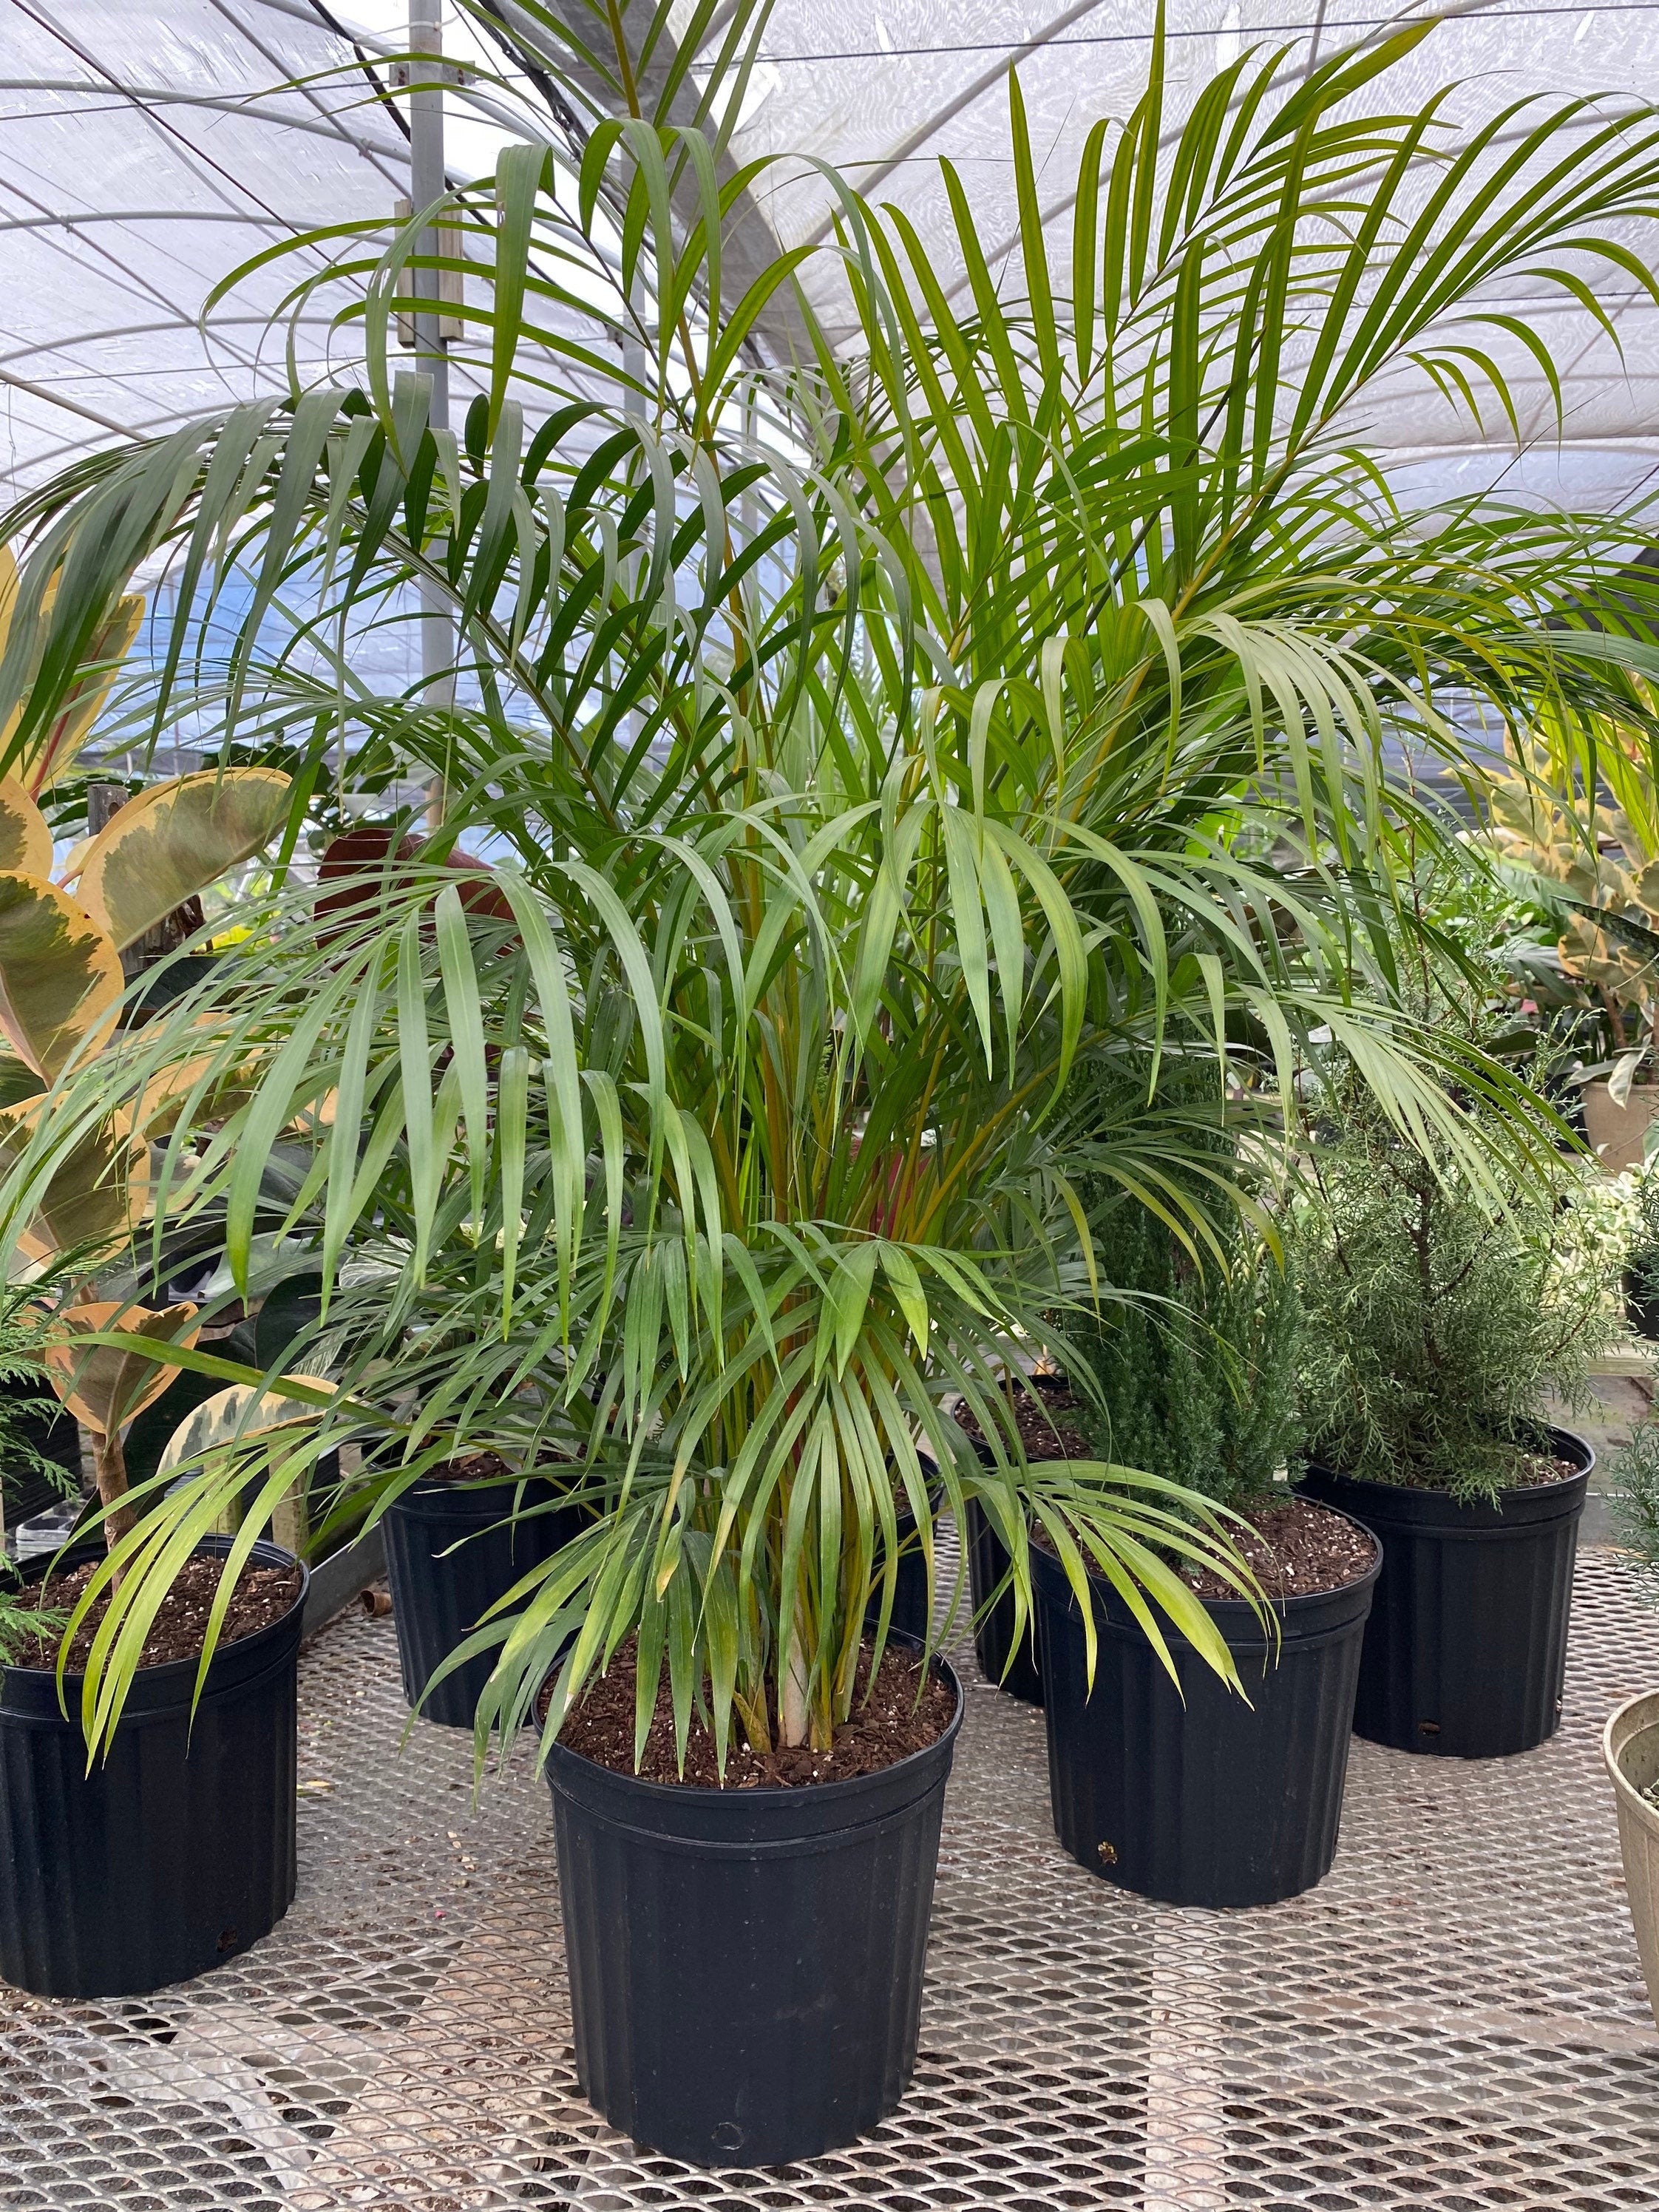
(0, 765, 291, 1578)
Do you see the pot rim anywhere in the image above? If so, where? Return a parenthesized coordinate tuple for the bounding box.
(1603, 1689, 1659, 1837)
(544, 1636, 964, 1806)
(3, 1533, 308, 1689)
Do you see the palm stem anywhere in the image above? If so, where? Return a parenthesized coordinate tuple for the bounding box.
(92, 1429, 132, 1587)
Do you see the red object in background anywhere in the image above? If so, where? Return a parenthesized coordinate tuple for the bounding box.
(316, 824, 515, 939)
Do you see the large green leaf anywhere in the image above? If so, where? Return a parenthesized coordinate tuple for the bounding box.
(0, 1105, 147, 1260)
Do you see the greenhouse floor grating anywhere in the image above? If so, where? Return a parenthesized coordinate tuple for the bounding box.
(4, 1536, 1659, 2211)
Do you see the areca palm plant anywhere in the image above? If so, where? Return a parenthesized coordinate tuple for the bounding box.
(3, 10, 1658, 1759)
(812, 22, 1659, 1040)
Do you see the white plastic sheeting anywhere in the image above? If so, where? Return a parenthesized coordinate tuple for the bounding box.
(724, 0, 1659, 511)
(0, 1, 410, 488)
(1, 0, 1657, 509)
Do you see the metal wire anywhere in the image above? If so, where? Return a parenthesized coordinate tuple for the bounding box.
(3, 1535, 1658, 2210)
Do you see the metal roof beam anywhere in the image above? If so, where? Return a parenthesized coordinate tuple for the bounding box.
(0, 210, 298, 231)
(239, 1, 572, 162)
(0, 315, 341, 367)
(0, 76, 405, 160)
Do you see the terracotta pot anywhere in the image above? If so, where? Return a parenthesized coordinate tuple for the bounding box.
(1603, 1690, 1659, 2029)
(1582, 1079, 1659, 1174)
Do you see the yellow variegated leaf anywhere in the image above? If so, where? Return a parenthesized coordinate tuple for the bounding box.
(0, 778, 50, 877)
(0, 1101, 149, 1260)
(0, 871, 122, 1079)
(16, 591, 145, 798)
(1559, 917, 1645, 991)
(1632, 861, 1659, 920)
(78, 768, 291, 952)
(42, 1301, 200, 1439)
(158, 1377, 336, 1481)
(133, 1052, 221, 1138)
(0, 544, 16, 671)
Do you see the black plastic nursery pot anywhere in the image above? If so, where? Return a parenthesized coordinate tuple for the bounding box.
(384, 1470, 585, 1727)
(0, 1535, 307, 1999)
(963, 1496, 1042, 1704)
(0, 1373, 81, 1532)
(1295, 1427, 1592, 1759)
(867, 1462, 943, 1645)
(954, 1371, 1089, 1706)
(544, 1641, 964, 2168)
(1031, 1516, 1380, 1907)
(1626, 1268, 1659, 1343)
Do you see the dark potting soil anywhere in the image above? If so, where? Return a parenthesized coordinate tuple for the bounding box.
(548, 1637, 956, 1788)
(421, 1451, 517, 1485)
(10, 1553, 302, 1674)
(419, 1451, 580, 1488)
(955, 1381, 1095, 1462)
(1178, 1495, 1376, 1601)
(1031, 1492, 1376, 1601)
(1314, 1445, 1582, 1495)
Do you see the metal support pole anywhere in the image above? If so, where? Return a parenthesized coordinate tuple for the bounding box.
(408, 0, 449, 434)
(409, 0, 455, 739)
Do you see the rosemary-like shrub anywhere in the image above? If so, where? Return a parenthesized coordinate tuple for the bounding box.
(1610, 1422, 1659, 1597)
(1625, 1167, 1659, 1324)
(1295, 1121, 1609, 1503)
(0, 1287, 81, 1538)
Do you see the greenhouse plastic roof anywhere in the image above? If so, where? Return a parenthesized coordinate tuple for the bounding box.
(3, 0, 1659, 513)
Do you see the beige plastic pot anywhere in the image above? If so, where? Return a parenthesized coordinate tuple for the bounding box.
(1582, 1080, 1659, 1174)
(1603, 1691, 1659, 2029)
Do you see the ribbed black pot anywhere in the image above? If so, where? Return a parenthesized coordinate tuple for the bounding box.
(869, 1462, 943, 1646)
(0, 1374, 80, 1530)
(1031, 1517, 1379, 1907)
(384, 1473, 585, 1727)
(963, 1497, 1042, 1704)
(0, 1536, 305, 1998)
(1295, 1428, 1592, 1758)
(955, 1373, 1080, 1704)
(1626, 1267, 1659, 1343)
(545, 1643, 963, 2167)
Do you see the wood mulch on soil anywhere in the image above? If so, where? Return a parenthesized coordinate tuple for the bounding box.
(1179, 1496, 1376, 1601)
(1029, 1493, 1376, 1601)
(549, 1637, 957, 1788)
(955, 1380, 1096, 1461)
(418, 1451, 580, 1487)
(419, 1451, 518, 1486)
(1503, 1451, 1583, 1490)
(12, 1553, 302, 1674)
(1325, 1446, 1583, 1494)
(960, 1380, 1380, 1600)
